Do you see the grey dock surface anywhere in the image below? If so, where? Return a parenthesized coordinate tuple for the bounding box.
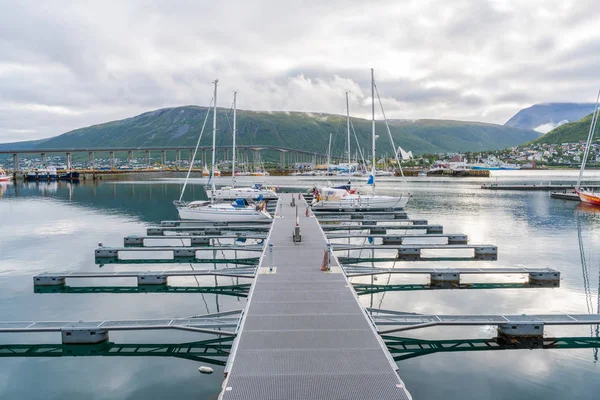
(221, 196, 411, 400)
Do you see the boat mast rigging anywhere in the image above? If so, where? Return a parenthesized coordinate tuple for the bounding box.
(346, 91, 351, 175)
(371, 68, 376, 188)
(210, 79, 218, 201)
(577, 89, 600, 190)
(232, 91, 237, 188)
(178, 98, 213, 203)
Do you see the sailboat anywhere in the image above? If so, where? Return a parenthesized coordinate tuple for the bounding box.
(575, 89, 600, 206)
(174, 81, 272, 221)
(205, 91, 278, 201)
(311, 69, 410, 210)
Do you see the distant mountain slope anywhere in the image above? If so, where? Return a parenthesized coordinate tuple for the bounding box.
(505, 103, 596, 132)
(530, 112, 598, 145)
(0, 137, 53, 150)
(1, 106, 539, 156)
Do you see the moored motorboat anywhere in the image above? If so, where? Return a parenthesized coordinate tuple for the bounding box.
(37, 169, 50, 180)
(59, 171, 80, 180)
(26, 170, 37, 181)
(47, 167, 58, 180)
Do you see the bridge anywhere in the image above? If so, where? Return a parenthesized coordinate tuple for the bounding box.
(0, 145, 346, 171)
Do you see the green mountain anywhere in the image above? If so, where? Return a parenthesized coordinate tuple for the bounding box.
(530, 112, 598, 145)
(1, 106, 539, 156)
(505, 103, 596, 131)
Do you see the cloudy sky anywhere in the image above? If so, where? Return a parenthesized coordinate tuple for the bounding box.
(1, 0, 600, 143)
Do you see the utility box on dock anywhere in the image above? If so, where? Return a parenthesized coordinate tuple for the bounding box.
(137, 274, 168, 285)
(430, 272, 460, 283)
(61, 328, 109, 344)
(33, 275, 65, 286)
(529, 271, 560, 283)
(498, 323, 544, 338)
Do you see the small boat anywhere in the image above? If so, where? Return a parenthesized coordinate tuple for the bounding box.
(47, 166, 58, 180)
(59, 171, 80, 180)
(202, 164, 210, 177)
(418, 171, 426, 177)
(500, 163, 520, 170)
(26, 170, 37, 181)
(37, 169, 49, 180)
(471, 164, 501, 171)
(311, 186, 409, 209)
(575, 90, 600, 206)
(207, 183, 278, 201)
(0, 168, 11, 182)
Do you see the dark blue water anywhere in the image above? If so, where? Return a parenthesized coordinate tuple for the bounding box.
(1, 173, 599, 399)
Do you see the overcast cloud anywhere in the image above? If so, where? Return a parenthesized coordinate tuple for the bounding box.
(1, 0, 600, 142)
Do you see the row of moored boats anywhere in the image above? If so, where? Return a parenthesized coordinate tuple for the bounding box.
(174, 69, 410, 220)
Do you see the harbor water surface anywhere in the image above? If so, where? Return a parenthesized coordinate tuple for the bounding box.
(1, 171, 600, 399)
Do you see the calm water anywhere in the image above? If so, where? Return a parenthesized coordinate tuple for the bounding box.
(1, 171, 600, 399)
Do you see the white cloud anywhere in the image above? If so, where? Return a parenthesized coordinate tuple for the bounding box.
(1, 0, 600, 142)
(534, 120, 569, 133)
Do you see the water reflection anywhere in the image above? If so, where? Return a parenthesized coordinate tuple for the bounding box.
(1, 176, 600, 399)
(576, 208, 600, 362)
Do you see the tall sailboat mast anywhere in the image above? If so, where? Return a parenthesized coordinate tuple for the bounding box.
(232, 91, 237, 188)
(577, 89, 600, 189)
(211, 79, 218, 197)
(371, 68, 376, 186)
(327, 133, 332, 168)
(346, 91, 351, 173)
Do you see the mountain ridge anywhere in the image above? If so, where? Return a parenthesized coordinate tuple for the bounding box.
(0, 105, 539, 156)
(505, 102, 596, 132)
(529, 112, 599, 145)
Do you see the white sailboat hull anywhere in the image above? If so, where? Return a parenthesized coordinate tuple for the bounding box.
(206, 187, 278, 201)
(177, 203, 272, 221)
(312, 194, 409, 210)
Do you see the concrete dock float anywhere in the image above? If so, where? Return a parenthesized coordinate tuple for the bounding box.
(221, 195, 411, 399)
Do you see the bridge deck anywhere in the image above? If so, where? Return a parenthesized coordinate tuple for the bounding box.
(221, 196, 411, 399)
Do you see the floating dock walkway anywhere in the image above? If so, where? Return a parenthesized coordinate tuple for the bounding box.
(220, 196, 412, 399)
